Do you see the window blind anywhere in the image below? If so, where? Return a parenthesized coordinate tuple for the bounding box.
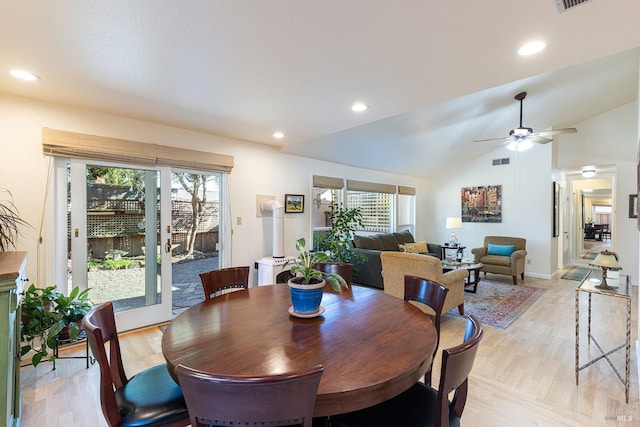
(42, 128, 234, 173)
(313, 175, 344, 189)
(397, 185, 416, 195)
(346, 179, 396, 194)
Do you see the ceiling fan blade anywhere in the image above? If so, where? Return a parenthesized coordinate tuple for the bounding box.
(535, 127, 577, 137)
(532, 136, 553, 144)
(473, 136, 509, 143)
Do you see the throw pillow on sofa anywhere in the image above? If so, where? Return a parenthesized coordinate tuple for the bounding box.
(398, 241, 428, 254)
(487, 244, 516, 256)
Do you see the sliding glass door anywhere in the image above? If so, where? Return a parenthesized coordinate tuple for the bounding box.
(64, 159, 173, 330)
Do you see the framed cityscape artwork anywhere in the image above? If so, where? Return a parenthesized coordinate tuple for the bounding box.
(461, 185, 502, 223)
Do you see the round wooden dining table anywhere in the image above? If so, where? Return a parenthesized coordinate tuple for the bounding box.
(161, 283, 436, 417)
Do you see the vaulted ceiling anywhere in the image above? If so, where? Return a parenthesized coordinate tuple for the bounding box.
(1, 1, 639, 178)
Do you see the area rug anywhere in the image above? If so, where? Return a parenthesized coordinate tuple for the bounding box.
(561, 266, 592, 281)
(580, 252, 597, 260)
(447, 280, 545, 329)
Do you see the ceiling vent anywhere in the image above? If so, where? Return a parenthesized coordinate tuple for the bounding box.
(554, 0, 594, 13)
(492, 158, 510, 166)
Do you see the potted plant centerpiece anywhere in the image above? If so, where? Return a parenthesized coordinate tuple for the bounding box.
(285, 237, 348, 317)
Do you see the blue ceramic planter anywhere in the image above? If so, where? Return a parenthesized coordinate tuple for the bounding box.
(288, 280, 325, 315)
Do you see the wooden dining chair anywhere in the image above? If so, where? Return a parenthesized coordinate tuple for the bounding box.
(174, 364, 324, 427)
(331, 315, 483, 427)
(404, 275, 448, 386)
(199, 266, 249, 300)
(314, 262, 353, 291)
(82, 302, 189, 427)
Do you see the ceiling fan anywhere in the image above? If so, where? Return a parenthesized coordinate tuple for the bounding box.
(473, 92, 577, 151)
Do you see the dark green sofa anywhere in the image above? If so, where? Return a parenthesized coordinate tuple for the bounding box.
(351, 230, 441, 290)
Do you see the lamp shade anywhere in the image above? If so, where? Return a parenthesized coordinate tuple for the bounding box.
(589, 251, 621, 270)
(445, 217, 462, 230)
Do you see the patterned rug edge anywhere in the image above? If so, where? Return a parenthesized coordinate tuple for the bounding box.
(447, 281, 546, 330)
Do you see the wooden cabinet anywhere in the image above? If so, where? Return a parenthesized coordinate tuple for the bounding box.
(0, 252, 27, 427)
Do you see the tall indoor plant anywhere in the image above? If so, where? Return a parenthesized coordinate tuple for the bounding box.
(316, 203, 364, 264)
(285, 237, 348, 316)
(314, 203, 364, 285)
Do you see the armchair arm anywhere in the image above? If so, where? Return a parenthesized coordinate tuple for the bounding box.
(471, 247, 486, 263)
(511, 249, 527, 261)
(441, 268, 469, 287)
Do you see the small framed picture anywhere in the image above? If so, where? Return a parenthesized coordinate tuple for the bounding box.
(285, 194, 304, 213)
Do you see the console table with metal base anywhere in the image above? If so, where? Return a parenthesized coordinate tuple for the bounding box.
(575, 270, 630, 403)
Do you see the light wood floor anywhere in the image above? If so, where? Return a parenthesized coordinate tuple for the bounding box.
(20, 272, 639, 426)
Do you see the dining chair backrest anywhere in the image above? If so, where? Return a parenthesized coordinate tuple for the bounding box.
(314, 262, 353, 291)
(435, 315, 483, 427)
(403, 275, 448, 385)
(199, 266, 250, 300)
(174, 364, 324, 427)
(83, 302, 189, 427)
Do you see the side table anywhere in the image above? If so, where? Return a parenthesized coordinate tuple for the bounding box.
(441, 244, 465, 261)
(575, 270, 630, 403)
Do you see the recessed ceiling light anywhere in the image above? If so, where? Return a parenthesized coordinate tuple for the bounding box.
(351, 103, 368, 112)
(518, 41, 546, 56)
(10, 69, 40, 81)
(273, 131, 285, 139)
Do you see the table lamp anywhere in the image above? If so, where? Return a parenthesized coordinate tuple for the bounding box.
(445, 217, 462, 246)
(589, 250, 621, 290)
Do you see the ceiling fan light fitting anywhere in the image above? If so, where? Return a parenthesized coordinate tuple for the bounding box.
(507, 139, 533, 152)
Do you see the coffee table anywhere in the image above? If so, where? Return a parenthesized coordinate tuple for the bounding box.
(441, 261, 483, 293)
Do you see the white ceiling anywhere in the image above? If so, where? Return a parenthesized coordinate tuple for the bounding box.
(1, 1, 639, 178)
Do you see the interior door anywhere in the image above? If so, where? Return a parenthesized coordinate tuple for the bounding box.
(67, 159, 172, 330)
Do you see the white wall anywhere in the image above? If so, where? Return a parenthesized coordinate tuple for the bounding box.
(426, 143, 553, 278)
(0, 93, 428, 287)
(557, 102, 639, 281)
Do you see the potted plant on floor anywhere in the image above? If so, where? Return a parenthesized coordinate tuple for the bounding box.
(50, 286, 93, 342)
(20, 285, 93, 367)
(314, 203, 364, 285)
(20, 284, 58, 367)
(285, 237, 348, 316)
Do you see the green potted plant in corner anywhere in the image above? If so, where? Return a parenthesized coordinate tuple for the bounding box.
(315, 203, 364, 285)
(20, 284, 58, 367)
(20, 285, 93, 367)
(285, 237, 348, 317)
(50, 286, 93, 342)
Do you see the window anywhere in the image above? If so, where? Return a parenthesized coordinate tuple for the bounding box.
(347, 191, 393, 233)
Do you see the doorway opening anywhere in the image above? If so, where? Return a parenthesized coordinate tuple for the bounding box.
(569, 175, 614, 266)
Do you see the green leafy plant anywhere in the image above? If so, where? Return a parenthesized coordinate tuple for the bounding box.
(0, 188, 31, 251)
(285, 238, 348, 292)
(316, 203, 364, 264)
(20, 284, 58, 367)
(20, 285, 93, 367)
(50, 286, 93, 342)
